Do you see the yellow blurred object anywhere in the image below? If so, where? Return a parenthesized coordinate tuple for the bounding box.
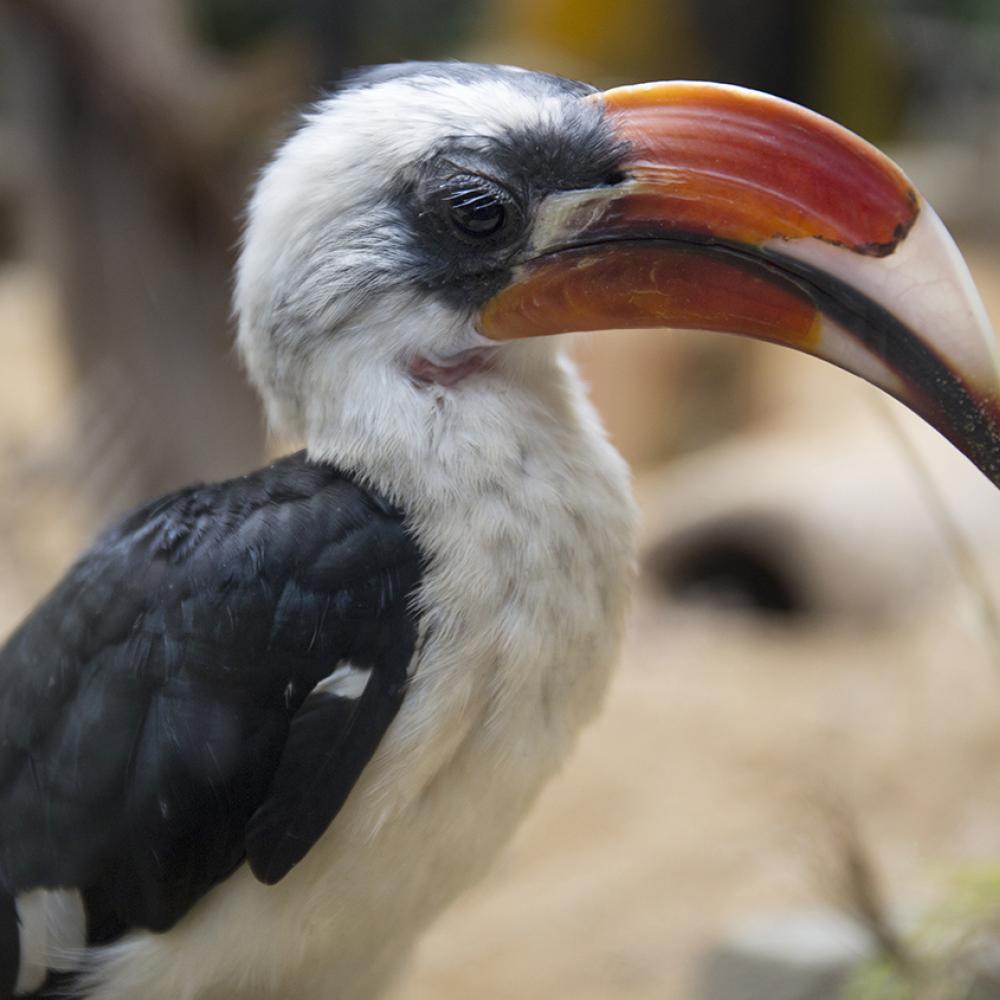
(811, 3, 903, 143)
(478, 0, 701, 84)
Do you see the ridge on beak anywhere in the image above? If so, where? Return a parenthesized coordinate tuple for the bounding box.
(478, 81, 1000, 488)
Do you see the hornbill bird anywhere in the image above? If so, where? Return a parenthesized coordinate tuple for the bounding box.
(1, 61, 999, 999)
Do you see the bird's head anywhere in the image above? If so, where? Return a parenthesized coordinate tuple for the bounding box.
(236, 61, 1000, 489)
(235, 63, 628, 454)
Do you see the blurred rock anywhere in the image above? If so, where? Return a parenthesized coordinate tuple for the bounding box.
(697, 909, 871, 1000)
(637, 323, 1000, 625)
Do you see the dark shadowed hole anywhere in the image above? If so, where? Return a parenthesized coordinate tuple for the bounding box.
(647, 527, 810, 620)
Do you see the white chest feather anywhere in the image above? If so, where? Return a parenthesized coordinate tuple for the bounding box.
(81, 352, 638, 1000)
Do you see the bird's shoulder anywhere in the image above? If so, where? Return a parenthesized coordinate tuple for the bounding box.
(0, 451, 422, 951)
(101, 448, 405, 570)
(2, 451, 416, 678)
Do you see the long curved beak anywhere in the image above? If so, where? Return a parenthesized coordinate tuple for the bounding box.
(478, 81, 1000, 487)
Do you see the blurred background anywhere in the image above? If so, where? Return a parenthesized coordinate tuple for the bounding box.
(2, 1, 1000, 997)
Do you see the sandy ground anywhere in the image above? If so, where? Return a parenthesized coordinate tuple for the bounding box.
(3, 245, 1000, 998)
(400, 607, 1000, 1000)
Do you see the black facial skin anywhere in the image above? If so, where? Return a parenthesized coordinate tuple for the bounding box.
(419, 160, 526, 251)
(406, 100, 627, 307)
(338, 62, 628, 309)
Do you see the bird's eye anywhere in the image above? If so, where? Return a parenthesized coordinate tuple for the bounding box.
(442, 176, 516, 241)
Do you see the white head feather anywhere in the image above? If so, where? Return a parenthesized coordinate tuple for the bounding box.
(235, 71, 578, 474)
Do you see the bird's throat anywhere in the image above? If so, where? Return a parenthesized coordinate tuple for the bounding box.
(408, 348, 495, 387)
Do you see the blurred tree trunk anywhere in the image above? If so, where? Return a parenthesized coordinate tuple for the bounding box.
(0, 0, 309, 505)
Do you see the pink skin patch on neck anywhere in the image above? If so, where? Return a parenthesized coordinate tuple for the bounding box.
(408, 349, 495, 387)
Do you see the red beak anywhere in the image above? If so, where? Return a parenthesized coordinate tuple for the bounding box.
(478, 82, 1000, 487)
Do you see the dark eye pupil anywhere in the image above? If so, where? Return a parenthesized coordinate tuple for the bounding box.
(457, 200, 504, 234)
(448, 189, 506, 237)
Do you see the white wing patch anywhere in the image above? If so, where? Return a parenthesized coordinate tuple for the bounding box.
(14, 888, 86, 994)
(313, 662, 372, 700)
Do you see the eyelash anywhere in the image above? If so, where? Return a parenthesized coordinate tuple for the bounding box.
(440, 175, 519, 241)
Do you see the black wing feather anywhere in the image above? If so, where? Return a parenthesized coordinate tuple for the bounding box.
(0, 892, 16, 997)
(0, 452, 422, 958)
(247, 680, 400, 884)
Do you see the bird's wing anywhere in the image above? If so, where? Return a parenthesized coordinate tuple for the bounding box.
(0, 453, 421, 964)
(245, 656, 403, 884)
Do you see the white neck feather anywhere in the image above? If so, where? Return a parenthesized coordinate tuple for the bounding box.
(303, 339, 590, 508)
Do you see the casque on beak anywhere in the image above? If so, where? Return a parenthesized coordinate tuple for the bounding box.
(477, 81, 1000, 488)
